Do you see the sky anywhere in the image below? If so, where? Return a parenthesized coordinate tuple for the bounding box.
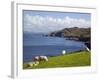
(23, 10, 91, 33)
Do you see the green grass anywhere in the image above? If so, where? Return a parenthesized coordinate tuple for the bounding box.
(23, 50, 91, 69)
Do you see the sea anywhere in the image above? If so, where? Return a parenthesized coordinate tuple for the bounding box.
(23, 33, 86, 62)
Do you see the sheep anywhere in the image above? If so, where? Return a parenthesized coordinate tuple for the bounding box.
(34, 61, 39, 66)
(27, 61, 39, 67)
(34, 56, 40, 61)
(33, 56, 48, 64)
(40, 56, 48, 61)
(28, 62, 36, 67)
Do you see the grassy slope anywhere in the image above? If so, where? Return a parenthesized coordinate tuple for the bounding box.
(23, 51, 90, 69)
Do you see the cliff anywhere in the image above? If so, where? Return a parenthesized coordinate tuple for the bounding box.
(49, 27, 91, 49)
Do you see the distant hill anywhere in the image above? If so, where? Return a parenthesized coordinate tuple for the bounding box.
(49, 27, 91, 49)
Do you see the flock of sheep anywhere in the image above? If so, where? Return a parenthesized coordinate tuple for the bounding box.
(28, 55, 48, 67)
(27, 50, 66, 67)
(27, 48, 90, 68)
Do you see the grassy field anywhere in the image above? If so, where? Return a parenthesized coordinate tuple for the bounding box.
(23, 50, 91, 69)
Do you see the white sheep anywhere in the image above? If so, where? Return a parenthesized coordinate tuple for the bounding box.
(28, 61, 39, 67)
(40, 56, 48, 61)
(33, 56, 48, 62)
(34, 61, 39, 66)
(28, 62, 35, 67)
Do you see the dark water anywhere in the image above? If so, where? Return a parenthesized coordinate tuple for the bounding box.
(23, 33, 85, 62)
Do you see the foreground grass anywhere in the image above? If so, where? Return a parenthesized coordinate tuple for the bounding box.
(23, 50, 91, 69)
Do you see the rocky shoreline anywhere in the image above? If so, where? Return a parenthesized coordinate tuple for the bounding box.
(46, 27, 91, 49)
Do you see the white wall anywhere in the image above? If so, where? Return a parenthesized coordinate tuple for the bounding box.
(0, 0, 99, 80)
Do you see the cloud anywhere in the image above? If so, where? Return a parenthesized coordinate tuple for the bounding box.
(24, 14, 90, 33)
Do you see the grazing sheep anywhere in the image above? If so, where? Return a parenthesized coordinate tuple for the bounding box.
(27, 61, 39, 67)
(40, 56, 48, 61)
(27, 56, 48, 67)
(34, 61, 39, 66)
(34, 56, 39, 61)
(28, 62, 35, 67)
(33, 56, 48, 62)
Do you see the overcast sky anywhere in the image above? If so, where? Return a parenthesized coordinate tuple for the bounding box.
(23, 10, 91, 33)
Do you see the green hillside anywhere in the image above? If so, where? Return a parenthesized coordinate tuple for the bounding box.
(23, 50, 90, 69)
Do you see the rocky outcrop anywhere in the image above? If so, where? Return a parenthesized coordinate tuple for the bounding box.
(49, 27, 91, 49)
